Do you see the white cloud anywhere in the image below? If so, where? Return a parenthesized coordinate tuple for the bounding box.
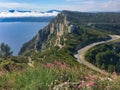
(102, 0, 120, 10)
(0, 11, 59, 18)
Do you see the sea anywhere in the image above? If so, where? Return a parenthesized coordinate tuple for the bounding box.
(0, 22, 49, 56)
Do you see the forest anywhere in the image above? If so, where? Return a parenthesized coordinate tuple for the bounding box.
(85, 43, 120, 73)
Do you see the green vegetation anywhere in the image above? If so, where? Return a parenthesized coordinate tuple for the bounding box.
(30, 46, 77, 66)
(1, 60, 120, 90)
(19, 11, 120, 55)
(85, 43, 120, 73)
(0, 43, 13, 57)
(0, 11, 120, 89)
(64, 27, 108, 53)
(0, 60, 119, 90)
(21, 26, 108, 68)
(64, 11, 120, 34)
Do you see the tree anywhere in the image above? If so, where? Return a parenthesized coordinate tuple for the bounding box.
(108, 65, 114, 73)
(0, 43, 13, 57)
(101, 64, 106, 69)
(95, 56, 101, 67)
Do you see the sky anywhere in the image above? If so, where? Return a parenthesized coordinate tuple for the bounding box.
(0, 0, 120, 12)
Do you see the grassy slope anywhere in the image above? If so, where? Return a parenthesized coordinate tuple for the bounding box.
(1, 60, 120, 90)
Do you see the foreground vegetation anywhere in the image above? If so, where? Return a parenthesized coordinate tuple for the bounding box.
(0, 44, 120, 89)
(1, 59, 120, 90)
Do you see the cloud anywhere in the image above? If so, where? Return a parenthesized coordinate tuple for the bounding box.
(102, 0, 120, 10)
(0, 11, 59, 18)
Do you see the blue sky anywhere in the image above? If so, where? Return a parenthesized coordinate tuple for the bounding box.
(0, 0, 120, 11)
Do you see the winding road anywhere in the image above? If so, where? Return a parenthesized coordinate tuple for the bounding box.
(74, 35, 120, 74)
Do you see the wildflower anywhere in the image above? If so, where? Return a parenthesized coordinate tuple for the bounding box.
(92, 75, 97, 80)
(78, 84, 83, 88)
(87, 81, 95, 87)
(44, 63, 54, 68)
(78, 80, 86, 89)
(61, 64, 67, 69)
(84, 76, 89, 80)
(81, 80, 86, 85)
(54, 61, 68, 69)
(54, 61, 62, 66)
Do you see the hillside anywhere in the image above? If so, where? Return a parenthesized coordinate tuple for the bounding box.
(0, 11, 120, 90)
(64, 11, 120, 34)
(20, 11, 118, 55)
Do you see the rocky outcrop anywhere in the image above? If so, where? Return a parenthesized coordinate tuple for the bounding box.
(19, 11, 120, 55)
(19, 11, 75, 55)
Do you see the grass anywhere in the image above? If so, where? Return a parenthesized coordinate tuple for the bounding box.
(0, 59, 98, 90)
(0, 60, 120, 90)
(14, 68, 58, 90)
(0, 62, 81, 90)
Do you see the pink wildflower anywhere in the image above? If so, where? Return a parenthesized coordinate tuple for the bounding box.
(87, 81, 95, 87)
(92, 76, 97, 80)
(61, 64, 67, 69)
(81, 80, 86, 85)
(84, 76, 89, 80)
(44, 63, 54, 68)
(54, 61, 62, 65)
(54, 61, 68, 69)
(78, 84, 83, 89)
(78, 80, 86, 89)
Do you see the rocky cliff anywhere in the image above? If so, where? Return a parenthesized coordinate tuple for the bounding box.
(19, 11, 75, 55)
(19, 11, 120, 55)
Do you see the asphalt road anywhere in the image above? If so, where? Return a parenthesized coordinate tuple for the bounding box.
(74, 35, 120, 74)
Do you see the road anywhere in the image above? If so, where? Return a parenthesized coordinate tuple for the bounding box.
(74, 35, 120, 74)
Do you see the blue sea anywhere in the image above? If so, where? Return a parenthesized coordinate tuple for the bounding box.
(0, 22, 49, 56)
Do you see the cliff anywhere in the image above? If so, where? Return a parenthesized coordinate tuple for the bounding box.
(19, 11, 75, 55)
(19, 11, 120, 55)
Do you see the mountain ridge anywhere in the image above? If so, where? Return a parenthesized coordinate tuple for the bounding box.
(19, 10, 120, 55)
(19, 11, 72, 54)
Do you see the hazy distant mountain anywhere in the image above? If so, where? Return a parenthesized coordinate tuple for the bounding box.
(0, 10, 61, 22)
(8, 10, 32, 13)
(47, 10, 62, 13)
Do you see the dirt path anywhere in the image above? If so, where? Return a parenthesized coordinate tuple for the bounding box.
(74, 35, 120, 74)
